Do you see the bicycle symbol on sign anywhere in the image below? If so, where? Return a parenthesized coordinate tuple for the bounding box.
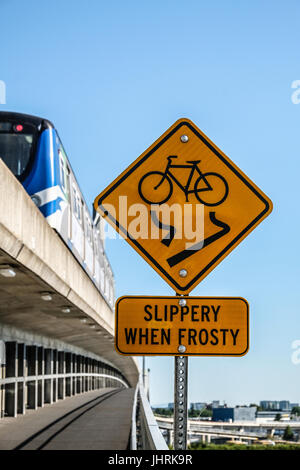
(138, 156, 229, 206)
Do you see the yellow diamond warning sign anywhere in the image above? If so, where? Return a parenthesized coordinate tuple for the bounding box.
(115, 296, 249, 356)
(94, 118, 272, 293)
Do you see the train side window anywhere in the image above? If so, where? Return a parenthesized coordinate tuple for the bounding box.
(58, 149, 68, 196)
(72, 184, 77, 215)
(66, 166, 71, 202)
(94, 232, 99, 258)
(105, 261, 109, 295)
(84, 213, 88, 238)
(72, 184, 82, 223)
(88, 220, 92, 245)
(77, 196, 83, 224)
(85, 212, 93, 244)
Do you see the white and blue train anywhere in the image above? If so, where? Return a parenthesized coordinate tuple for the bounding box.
(0, 111, 115, 307)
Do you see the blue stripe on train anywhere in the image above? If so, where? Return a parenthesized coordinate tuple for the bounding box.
(39, 197, 64, 218)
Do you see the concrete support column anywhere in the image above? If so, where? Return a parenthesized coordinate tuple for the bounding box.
(80, 355, 83, 393)
(38, 347, 44, 408)
(81, 357, 84, 393)
(65, 352, 72, 397)
(85, 358, 88, 392)
(86, 358, 89, 391)
(27, 345, 38, 410)
(52, 350, 58, 402)
(102, 368, 105, 388)
(72, 355, 76, 395)
(82, 356, 85, 393)
(98, 363, 102, 389)
(102, 364, 105, 389)
(0, 340, 5, 418)
(76, 355, 81, 394)
(85, 358, 89, 391)
(58, 351, 65, 400)
(96, 361, 99, 390)
(88, 359, 92, 391)
(5, 342, 18, 417)
(44, 349, 53, 404)
(17, 343, 26, 414)
(91, 359, 94, 390)
(92, 360, 96, 390)
(78, 356, 82, 393)
(107, 366, 110, 388)
(99, 365, 102, 387)
(90, 359, 93, 390)
(99, 362, 102, 389)
(103, 364, 109, 388)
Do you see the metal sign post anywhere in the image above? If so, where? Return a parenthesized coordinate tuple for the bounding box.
(173, 293, 189, 450)
(142, 356, 146, 387)
(174, 355, 188, 450)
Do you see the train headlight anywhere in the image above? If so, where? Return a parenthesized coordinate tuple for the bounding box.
(31, 195, 42, 207)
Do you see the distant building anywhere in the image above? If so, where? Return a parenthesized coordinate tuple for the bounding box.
(190, 402, 207, 411)
(212, 400, 220, 409)
(168, 403, 174, 410)
(279, 401, 291, 411)
(213, 407, 256, 422)
(291, 403, 299, 409)
(260, 401, 280, 410)
(260, 400, 292, 411)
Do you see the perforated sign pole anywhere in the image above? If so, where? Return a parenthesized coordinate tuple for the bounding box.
(173, 293, 189, 451)
(174, 355, 188, 450)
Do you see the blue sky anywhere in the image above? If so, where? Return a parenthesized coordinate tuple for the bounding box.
(1, 0, 300, 406)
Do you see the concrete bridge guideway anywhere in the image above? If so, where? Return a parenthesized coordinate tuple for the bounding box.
(0, 160, 139, 418)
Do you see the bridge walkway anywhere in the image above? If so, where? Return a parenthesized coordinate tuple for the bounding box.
(0, 387, 135, 450)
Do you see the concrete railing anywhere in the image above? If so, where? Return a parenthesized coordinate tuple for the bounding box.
(131, 377, 168, 450)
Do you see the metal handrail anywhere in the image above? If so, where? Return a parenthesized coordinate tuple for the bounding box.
(132, 377, 168, 450)
(0, 373, 127, 388)
(130, 383, 139, 450)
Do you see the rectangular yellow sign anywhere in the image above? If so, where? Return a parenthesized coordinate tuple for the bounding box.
(115, 296, 249, 356)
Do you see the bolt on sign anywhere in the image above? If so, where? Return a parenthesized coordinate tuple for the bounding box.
(94, 118, 272, 294)
(115, 296, 249, 357)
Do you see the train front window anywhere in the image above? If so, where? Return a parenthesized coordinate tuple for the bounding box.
(0, 121, 37, 180)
